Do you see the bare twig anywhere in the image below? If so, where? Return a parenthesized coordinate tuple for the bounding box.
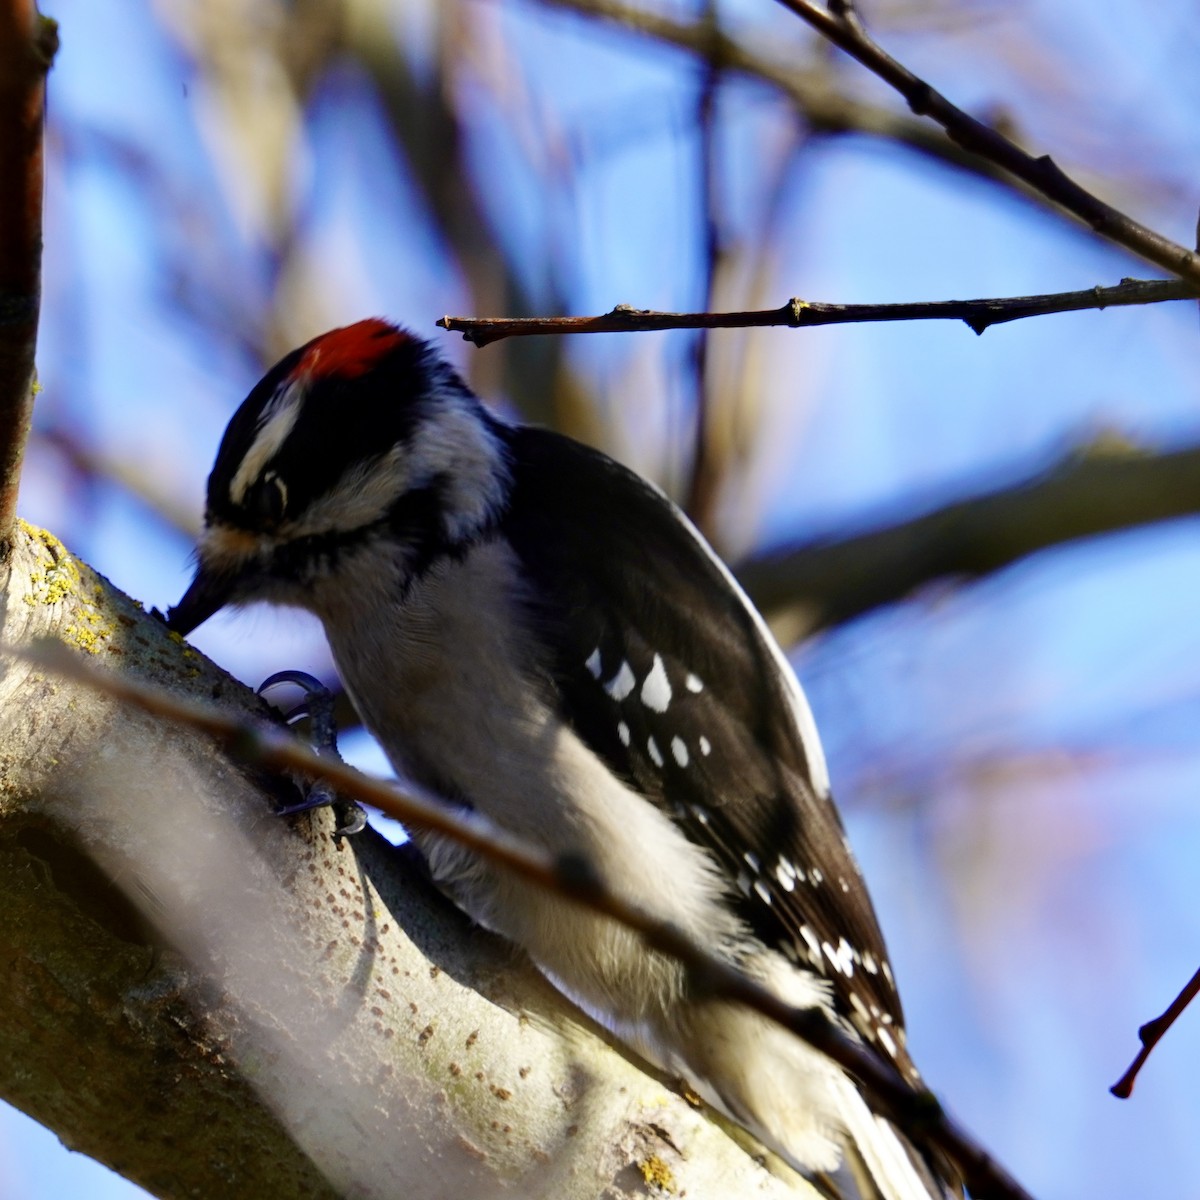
(738, 439, 1200, 635)
(1111, 966, 1200, 1099)
(771, 0, 1200, 285)
(0, 0, 57, 551)
(439, 277, 1194, 345)
(24, 637, 1034, 1200)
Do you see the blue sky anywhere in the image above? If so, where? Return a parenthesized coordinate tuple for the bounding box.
(10, 1, 1200, 1197)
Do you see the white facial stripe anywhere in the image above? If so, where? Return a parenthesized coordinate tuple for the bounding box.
(283, 401, 507, 546)
(228, 381, 305, 507)
(286, 442, 412, 539)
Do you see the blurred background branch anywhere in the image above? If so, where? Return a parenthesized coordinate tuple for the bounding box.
(771, 0, 1200, 282)
(740, 437, 1200, 635)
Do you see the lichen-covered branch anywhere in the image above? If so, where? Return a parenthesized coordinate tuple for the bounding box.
(27, 573, 1034, 1200)
(0, 522, 813, 1200)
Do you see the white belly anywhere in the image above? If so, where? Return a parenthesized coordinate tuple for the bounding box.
(314, 539, 744, 1019)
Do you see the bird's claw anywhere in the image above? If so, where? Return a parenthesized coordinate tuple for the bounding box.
(258, 670, 366, 837)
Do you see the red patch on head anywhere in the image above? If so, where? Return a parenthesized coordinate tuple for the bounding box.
(295, 319, 409, 381)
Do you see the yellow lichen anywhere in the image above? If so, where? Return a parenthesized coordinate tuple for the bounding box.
(63, 624, 102, 654)
(21, 521, 81, 606)
(638, 1155, 676, 1193)
(19, 520, 115, 652)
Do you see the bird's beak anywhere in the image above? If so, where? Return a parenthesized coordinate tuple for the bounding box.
(166, 562, 235, 636)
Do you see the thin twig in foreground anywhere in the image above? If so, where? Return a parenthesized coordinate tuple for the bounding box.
(771, 0, 1200, 286)
(1111, 966, 1200, 1099)
(439, 277, 1193, 345)
(23, 637, 1034, 1200)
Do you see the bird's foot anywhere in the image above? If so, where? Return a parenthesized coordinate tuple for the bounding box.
(258, 670, 366, 837)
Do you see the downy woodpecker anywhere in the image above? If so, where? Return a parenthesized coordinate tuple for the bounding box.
(169, 319, 949, 1200)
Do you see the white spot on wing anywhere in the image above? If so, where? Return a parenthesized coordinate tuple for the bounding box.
(798, 924, 822, 964)
(823, 940, 855, 977)
(671, 736, 688, 767)
(698, 736, 712, 756)
(647, 736, 664, 767)
(753, 879, 772, 905)
(606, 661, 636, 701)
(617, 721, 631, 747)
(877, 1026, 897, 1058)
(685, 673, 704, 693)
(641, 482, 832, 797)
(776, 862, 796, 892)
(836, 937, 855, 976)
(640, 653, 672, 712)
(585, 648, 602, 678)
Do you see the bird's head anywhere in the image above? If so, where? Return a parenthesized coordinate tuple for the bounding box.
(167, 319, 509, 635)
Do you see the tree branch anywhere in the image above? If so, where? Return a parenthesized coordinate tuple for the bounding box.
(1111, 966, 1200, 1099)
(439, 277, 1194, 344)
(0, 0, 57, 551)
(26, 617, 1033, 1200)
(738, 441, 1200, 635)
(771, 0, 1200, 285)
(0, 522, 814, 1200)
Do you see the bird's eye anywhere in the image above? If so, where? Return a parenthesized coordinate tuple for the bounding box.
(248, 472, 288, 525)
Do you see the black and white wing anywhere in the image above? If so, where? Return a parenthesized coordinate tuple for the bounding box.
(500, 424, 917, 1083)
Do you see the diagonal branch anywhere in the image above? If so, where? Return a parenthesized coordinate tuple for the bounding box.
(25, 637, 1035, 1200)
(771, 0, 1200, 285)
(1111, 966, 1200, 1099)
(440, 277, 1195, 344)
(0, 525, 813, 1199)
(0, 0, 57, 552)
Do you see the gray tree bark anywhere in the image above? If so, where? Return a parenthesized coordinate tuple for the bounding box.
(0, 520, 813, 1200)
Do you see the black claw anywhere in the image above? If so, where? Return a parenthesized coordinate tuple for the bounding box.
(333, 801, 368, 837)
(258, 671, 366, 837)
